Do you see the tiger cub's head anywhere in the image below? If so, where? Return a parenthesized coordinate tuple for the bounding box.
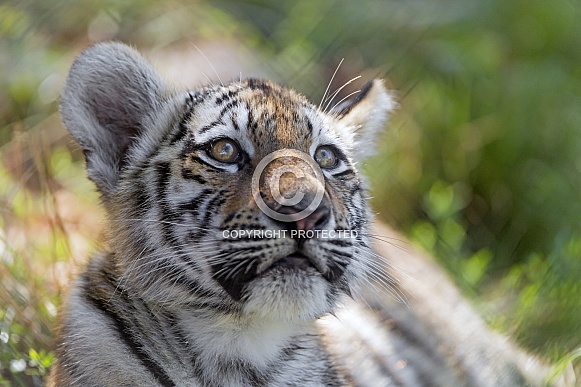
(61, 42, 395, 323)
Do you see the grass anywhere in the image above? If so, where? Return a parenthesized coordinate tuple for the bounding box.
(0, 127, 102, 384)
(1, 0, 580, 384)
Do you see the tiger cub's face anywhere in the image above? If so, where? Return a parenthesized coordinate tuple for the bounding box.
(60, 43, 394, 323)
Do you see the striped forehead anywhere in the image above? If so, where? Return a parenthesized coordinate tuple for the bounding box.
(186, 80, 324, 156)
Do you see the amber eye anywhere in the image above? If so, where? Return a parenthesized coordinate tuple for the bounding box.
(314, 146, 338, 169)
(209, 138, 240, 163)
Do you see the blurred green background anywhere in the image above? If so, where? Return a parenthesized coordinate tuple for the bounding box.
(1, 0, 580, 384)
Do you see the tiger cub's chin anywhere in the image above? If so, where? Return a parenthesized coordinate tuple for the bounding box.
(241, 265, 334, 322)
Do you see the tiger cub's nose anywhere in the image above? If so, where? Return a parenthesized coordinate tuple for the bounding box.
(276, 201, 331, 232)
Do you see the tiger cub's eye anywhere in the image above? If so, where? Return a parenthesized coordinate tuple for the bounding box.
(314, 146, 338, 169)
(209, 138, 240, 163)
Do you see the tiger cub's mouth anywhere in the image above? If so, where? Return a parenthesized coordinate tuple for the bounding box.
(269, 253, 313, 270)
(261, 251, 328, 279)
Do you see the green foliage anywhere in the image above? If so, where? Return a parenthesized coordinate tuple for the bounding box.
(488, 238, 581, 360)
(0, 162, 57, 385)
(1, 0, 580, 383)
(0, 141, 98, 384)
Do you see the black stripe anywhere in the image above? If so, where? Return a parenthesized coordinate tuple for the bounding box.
(155, 161, 183, 247)
(348, 184, 362, 196)
(199, 118, 224, 134)
(328, 238, 352, 247)
(244, 360, 269, 386)
(368, 305, 453, 387)
(115, 253, 215, 312)
(218, 99, 239, 119)
(181, 138, 204, 156)
(181, 167, 207, 184)
(162, 312, 192, 358)
(131, 93, 201, 172)
(215, 88, 241, 105)
(198, 192, 227, 228)
(231, 114, 241, 131)
(339, 278, 353, 298)
(247, 108, 257, 132)
(83, 282, 176, 387)
(178, 189, 214, 217)
(158, 207, 180, 246)
(185, 300, 237, 314)
(325, 247, 352, 260)
(223, 212, 237, 224)
(279, 341, 303, 362)
(171, 320, 204, 381)
(156, 162, 172, 196)
(168, 267, 215, 298)
(325, 285, 340, 308)
(332, 169, 355, 178)
(141, 303, 188, 369)
(261, 111, 275, 132)
(129, 179, 151, 219)
(215, 94, 229, 105)
(171, 105, 194, 145)
(246, 78, 271, 91)
(324, 262, 347, 282)
(304, 115, 313, 135)
(186, 191, 227, 240)
(322, 366, 346, 386)
(164, 312, 204, 378)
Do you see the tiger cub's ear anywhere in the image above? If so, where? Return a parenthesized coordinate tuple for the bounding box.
(60, 42, 168, 197)
(331, 79, 396, 162)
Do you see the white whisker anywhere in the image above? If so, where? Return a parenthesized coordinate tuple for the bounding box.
(328, 90, 361, 114)
(323, 75, 362, 113)
(319, 58, 344, 112)
(190, 42, 224, 87)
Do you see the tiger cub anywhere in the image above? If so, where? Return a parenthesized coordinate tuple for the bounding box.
(49, 42, 553, 387)
(48, 42, 394, 386)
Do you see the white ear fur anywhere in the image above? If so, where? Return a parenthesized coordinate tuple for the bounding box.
(332, 80, 396, 162)
(60, 42, 168, 196)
